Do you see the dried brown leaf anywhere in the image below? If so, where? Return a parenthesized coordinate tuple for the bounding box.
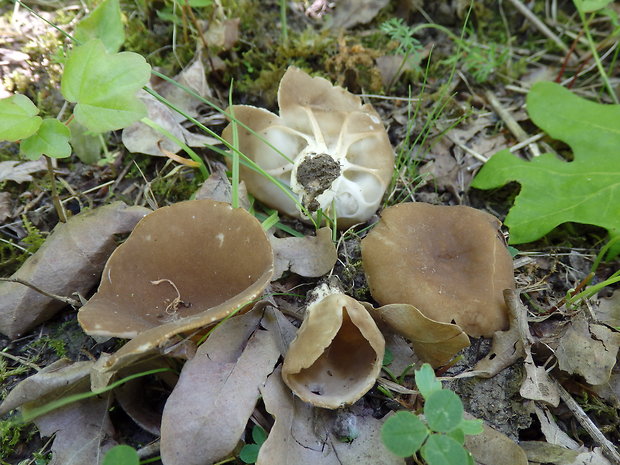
(0, 159, 46, 183)
(556, 313, 620, 385)
(160, 309, 280, 465)
(34, 394, 116, 465)
(329, 0, 389, 29)
(271, 227, 337, 279)
(0, 202, 150, 338)
(595, 291, 620, 327)
(464, 413, 528, 465)
(257, 367, 405, 465)
(374, 303, 469, 368)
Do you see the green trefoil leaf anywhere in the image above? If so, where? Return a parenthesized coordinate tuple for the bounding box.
(0, 94, 42, 141)
(74, 0, 125, 53)
(20, 118, 71, 160)
(381, 411, 429, 457)
(61, 39, 151, 133)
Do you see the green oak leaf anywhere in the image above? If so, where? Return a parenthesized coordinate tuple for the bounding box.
(20, 118, 71, 160)
(61, 39, 151, 133)
(471, 81, 620, 258)
(74, 0, 125, 53)
(0, 94, 42, 141)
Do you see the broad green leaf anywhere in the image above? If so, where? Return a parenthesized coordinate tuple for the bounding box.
(0, 94, 42, 141)
(74, 0, 125, 53)
(421, 434, 469, 465)
(424, 389, 464, 433)
(102, 445, 139, 465)
(20, 118, 71, 160)
(70, 121, 103, 164)
(414, 363, 442, 399)
(574, 0, 613, 12)
(239, 444, 261, 463)
(471, 81, 620, 258)
(61, 39, 151, 133)
(381, 411, 429, 457)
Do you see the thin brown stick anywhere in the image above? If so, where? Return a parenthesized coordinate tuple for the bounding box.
(553, 378, 620, 464)
(0, 277, 81, 307)
(506, 0, 568, 52)
(45, 155, 67, 223)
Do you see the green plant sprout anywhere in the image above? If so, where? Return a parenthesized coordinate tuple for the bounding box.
(102, 445, 139, 465)
(381, 364, 482, 465)
(239, 424, 268, 464)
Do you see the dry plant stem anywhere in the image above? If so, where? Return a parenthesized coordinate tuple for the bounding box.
(484, 91, 541, 158)
(45, 156, 67, 223)
(0, 277, 81, 307)
(552, 379, 620, 465)
(505, 0, 568, 53)
(0, 350, 41, 371)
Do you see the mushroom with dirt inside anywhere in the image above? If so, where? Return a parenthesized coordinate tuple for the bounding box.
(361, 202, 515, 338)
(78, 199, 274, 373)
(281, 284, 385, 409)
(222, 66, 394, 228)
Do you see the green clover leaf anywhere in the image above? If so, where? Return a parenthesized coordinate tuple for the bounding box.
(20, 119, 71, 160)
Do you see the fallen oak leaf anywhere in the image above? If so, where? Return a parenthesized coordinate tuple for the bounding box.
(0, 202, 150, 339)
(472, 81, 620, 258)
(270, 227, 337, 279)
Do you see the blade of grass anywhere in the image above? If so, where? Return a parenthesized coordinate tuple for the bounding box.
(228, 80, 240, 209)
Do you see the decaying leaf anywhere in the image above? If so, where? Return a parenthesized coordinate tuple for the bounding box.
(520, 354, 560, 407)
(193, 162, 251, 209)
(122, 58, 218, 156)
(328, 0, 389, 29)
(556, 313, 620, 385)
(521, 441, 613, 465)
(534, 403, 581, 450)
(595, 291, 620, 327)
(0, 202, 150, 339)
(78, 200, 274, 377)
(34, 394, 117, 465)
(257, 368, 405, 465)
(473, 320, 524, 378)
(0, 359, 91, 416)
(160, 308, 280, 465)
(373, 303, 470, 368)
(262, 305, 299, 356)
(281, 285, 384, 409)
(464, 413, 528, 465)
(271, 227, 337, 279)
(0, 159, 46, 183)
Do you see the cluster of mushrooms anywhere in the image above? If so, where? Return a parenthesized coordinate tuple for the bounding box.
(78, 67, 515, 409)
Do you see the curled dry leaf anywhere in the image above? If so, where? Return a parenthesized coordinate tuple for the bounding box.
(78, 199, 274, 376)
(0, 202, 150, 339)
(0, 159, 46, 183)
(271, 227, 337, 279)
(361, 202, 515, 338)
(35, 394, 117, 465)
(464, 413, 528, 465)
(282, 286, 384, 409)
(373, 303, 470, 367)
(258, 368, 405, 465)
(160, 308, 280, 465)
(555, 313, 620, 385)
(222, 66, 394, 227)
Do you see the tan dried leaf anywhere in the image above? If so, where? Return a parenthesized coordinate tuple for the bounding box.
(556, 313, 620, 385)
(0, 159, 46, 183)
(281, 290, 384, 409)
(271, 227, 337, 279)
(329, 0, 389, 29)
(595, 291, 620, 327)
(375, 303, 470, 367)
(160, 309, 280, 465)
(0, 202, 150, 338)
(257, 368, 405, 465)
(464, 413, 528, 465)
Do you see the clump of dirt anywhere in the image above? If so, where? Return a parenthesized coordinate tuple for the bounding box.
(296, 153, 341, 211)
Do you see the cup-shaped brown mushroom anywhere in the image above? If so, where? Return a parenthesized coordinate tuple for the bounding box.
(282, 290, 384, 409)
(361, 202, 515, 338)
(78, 199, 274, 371)
(222, 66, 394, 228)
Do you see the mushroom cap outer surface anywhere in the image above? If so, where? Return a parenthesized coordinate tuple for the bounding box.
(78, 199, 274, 372)
(361, 202, 514, 338)
(282, 292, 385, 409)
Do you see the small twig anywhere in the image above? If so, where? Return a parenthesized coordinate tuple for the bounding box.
(45, 156, 67, 223)
(506, 0, 569, 53)
(0, 277, 81, 307)
(552, 378, 620, 465)
(485, 90, 541, 158)
(0, 350, 41, 371)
